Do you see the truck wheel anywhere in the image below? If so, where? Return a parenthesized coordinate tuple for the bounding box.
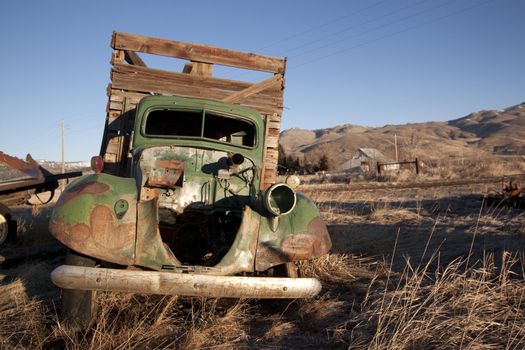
(0, 203, 14, 246)
(61, 251, 99, 330)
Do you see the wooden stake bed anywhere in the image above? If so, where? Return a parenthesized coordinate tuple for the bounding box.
(101, 31, 286, 188)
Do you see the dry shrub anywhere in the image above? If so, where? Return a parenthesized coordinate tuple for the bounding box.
(299, 254, 381, 286)
(49, 294, 251, 350)
(342, 252, 525, 349)
(0, 263, 54, 349)
(181, 299, 251, 349)
(422, 156, 525, 180)
(0, 281, 47, 349)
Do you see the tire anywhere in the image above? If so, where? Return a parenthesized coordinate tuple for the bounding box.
(0, 203, 15, 247)
(61, 251, 99, 330)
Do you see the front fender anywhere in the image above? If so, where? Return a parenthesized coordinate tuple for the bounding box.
(49, 173, 138, 265)
(255, 193, 331, 271)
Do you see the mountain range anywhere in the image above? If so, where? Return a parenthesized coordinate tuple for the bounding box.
(280, 102, 525, 169)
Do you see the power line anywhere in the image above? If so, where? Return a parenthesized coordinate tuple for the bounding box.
(289, 0, 494, 71)
(287, 0, 458, 59)
(253, 0, 390, 53)
(222, 0, 457, 80)
(276, 0, 436, 56)
(219, 0, 390, 77)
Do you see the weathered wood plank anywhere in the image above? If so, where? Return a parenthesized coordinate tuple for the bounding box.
(265, 135, 279, 149)
(266, 113, 282, 122)
(111, 71, 283, 111)
(109, 89, 149, 104)
(263, 171, 277, 183)
(267, 120, 281, 129)
(112, 32, 285, 74)
(222, 75, 283, 104)
(265, 149, 279, 164)
(108, 100, 123, 111)
(112, 63, 282, 95)
(124, 50, 146, 66)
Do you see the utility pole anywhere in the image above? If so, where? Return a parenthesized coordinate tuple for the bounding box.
(394, 134, 399, 162)
(60, 119, 65, 191)
(61, 119, 65, 174)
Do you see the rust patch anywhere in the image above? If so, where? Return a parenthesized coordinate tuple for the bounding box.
(90, 206, 136, 250)
(255, 217, 332, 271)
(305, 217, 332, 254)
(146, 160, 185, 188)
(50, 204, 135, 266)
(56, 182, 110, 207)
(155, 159, 185, 171)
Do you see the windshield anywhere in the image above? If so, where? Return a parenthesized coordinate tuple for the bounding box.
(144, 109, 256, 147)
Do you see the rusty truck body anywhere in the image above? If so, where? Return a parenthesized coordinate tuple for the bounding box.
(48, 32, 331, 328)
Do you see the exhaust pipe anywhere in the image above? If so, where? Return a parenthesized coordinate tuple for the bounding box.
(51, 265, 322, 298)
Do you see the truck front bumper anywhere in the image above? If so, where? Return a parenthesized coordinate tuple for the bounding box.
(51, 265, 322, 298)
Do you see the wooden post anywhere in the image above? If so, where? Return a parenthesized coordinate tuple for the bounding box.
(394, 134, 398, 162)
(415, 158, 419, 175)
(51, 265, 322, 298)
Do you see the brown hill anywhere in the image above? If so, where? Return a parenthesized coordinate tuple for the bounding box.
(280, 102, 525, 170)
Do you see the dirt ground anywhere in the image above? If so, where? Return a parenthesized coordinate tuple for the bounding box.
(1, 183, 524, 349)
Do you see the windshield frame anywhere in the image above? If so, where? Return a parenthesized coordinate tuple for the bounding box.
(141, 107, 258, 150)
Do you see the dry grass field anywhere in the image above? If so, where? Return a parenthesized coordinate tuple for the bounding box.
(1, 172, 524, 349)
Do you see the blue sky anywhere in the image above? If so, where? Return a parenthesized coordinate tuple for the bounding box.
(0, 0, 523, 161)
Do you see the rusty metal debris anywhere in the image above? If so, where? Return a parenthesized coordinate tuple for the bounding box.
(0, 151, 82, 206)
(0, 150, 82, 246)
(504, 178, 522, 198)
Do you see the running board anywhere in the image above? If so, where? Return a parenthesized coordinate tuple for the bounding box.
(51, 265, 322, 298)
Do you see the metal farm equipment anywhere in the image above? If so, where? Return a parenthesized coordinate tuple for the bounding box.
(0, 151, 81, 245)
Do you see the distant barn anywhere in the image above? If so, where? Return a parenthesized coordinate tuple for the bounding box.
(342, 148, 399, 173)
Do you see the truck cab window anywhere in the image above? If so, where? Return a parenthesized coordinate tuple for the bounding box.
(145, 110, 202, 137)
(204, 113, 255, 147)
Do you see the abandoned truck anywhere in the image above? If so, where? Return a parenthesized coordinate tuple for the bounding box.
(49, 32, 331, 326)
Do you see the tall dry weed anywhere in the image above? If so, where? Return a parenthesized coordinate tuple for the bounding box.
(339, 252, 525, 349)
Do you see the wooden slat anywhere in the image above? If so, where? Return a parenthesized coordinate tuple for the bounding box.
(111, 70, 283, 111)
(266, 113, 282, 122)
(113, 32, 285, 74)
(265, 149, 279, 164)
(263, 171, 277, 184)
(109, 89, 148, 104)
(124, 50, 146, 66)
(222, 75, 283, 104)
(112, 63, 282, 95)
(265, 135, 279, 148)
(267, 120, 281, 129)
(108, 100, 123, 111)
